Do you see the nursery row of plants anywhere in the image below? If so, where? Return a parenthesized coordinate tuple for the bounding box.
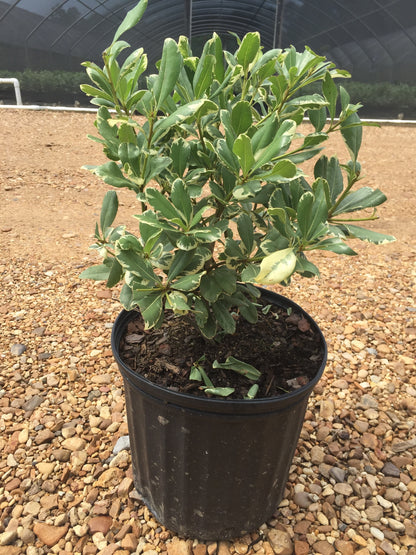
(0, 68, 415, 118)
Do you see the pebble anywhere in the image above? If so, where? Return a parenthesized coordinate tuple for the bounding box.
(267, 529, 293, 555)
(113, 435, 131, 454)
(10, 343, 26, 356)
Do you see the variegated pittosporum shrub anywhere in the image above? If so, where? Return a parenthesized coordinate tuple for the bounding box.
(81, 0, 394, 340)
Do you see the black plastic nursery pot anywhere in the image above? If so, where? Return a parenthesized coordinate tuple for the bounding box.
(111, 289, 327, 540)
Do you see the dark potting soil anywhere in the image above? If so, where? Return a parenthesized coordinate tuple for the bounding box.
(118, 300, 325, 400)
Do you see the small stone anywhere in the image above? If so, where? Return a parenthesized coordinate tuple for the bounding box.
(329, 467, 346, 483)
(88, 516, 113, 535)
(391, 438, 416, 453)
(334, 483, 353, 496)
(311, 540, 335, 555)
(61, 437, 87, 451)
(379, 541, 397, 555)
(407, 481, 416, 494)
(360, 432, 378, 449)
(357, 395, 378, 410)
(121, 533, 138, 552)
(382, 462, 401, 477)
(18, 428, 29, 443)
(113, 435, 130, 454)
(370, 527, 384, 541)
(387, 518, 405, 533)
(19, 527, 36, 544)
(167, 539, 193, 555)
(52, 448, 71, 462)
(294, 541, 309, 555)
(117, 477, 133, 497)
(320, 399, 335, 419)
(340, 505, 361, 524)
(310, 446, 325, 464)
(33, 522, 68, 547)
(293, 491, 312, 509)
(109, 450, 130, 468)
(0, 530, 18, 546)
(5, 478, 21, 492)
(23, 501, 41, 516)
(365, 505, 384, 521)
(376, 495, 392, 509)
(37, 462, 55, 477)
(11, 343, 26, 356)
(35, 429, 55, 445)
(95, 468, 124, 487)
(385, 487, 402, 503)
(334, 540, 354, 555)
(267, 529, 293, 555)
(22, 395, 44, 411)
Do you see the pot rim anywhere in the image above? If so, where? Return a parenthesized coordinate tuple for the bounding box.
(111, 288, 327, 414)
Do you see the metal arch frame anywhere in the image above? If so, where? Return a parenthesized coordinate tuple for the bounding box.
(280, 1, 379, 69)
(373, 0, 416, 50)
(299, 0, 396, 66)
(67, 0, 180, 60)
(50, 0, 118, 50)
(190, 0, 281, 45)
(25, 0, 72, 44)
(0, 0, 21, 23)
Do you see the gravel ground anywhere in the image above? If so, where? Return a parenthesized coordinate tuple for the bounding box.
(1, 109, 415, 555)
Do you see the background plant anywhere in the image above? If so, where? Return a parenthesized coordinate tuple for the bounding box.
(81, 0, 394, 343)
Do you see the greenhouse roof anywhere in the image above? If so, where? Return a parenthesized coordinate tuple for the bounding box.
(1, 0, 415, 82)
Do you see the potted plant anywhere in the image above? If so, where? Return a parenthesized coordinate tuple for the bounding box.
(80, 0, 394, 540)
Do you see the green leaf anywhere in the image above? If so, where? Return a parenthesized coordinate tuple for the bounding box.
(341, 112, 362, 161)
(79, 264, 111, 281)
(177, 235, 198, 250)
(231, 101, 252, 135)
(153, 38, 183, 109)
(314, 156, 343, 204)
(212, 300, 236, 334)
(204, 387, 235, 397)
(166, 291, 190, 312)
(106, 258, 124, 287)
(172, 273, 204, 291)
(308, 106, 327, 132)
(246, 384, 259, 399)
(312, 237, 357, 255)
(237, 213, 254, 254)
(137, 292, 164, 330)
(152, 99, 217, 143)
(100, 190, 119, 233)
(171, 138, 190, 176)
(200, 267, 237, 302)
(145, 188, 183, 224)
(193, 54, 216, 97)
(338, 224, 396, 245)
(192, 226, 223, 242)
(93, 161, 139, 192)
(257, 159, 297, 181)
(252, 119, 296, 171)
(297, 182, 328, 241)
(117, 251, 160, 283)
(113, 0, 148, 42)
(171, 179, 192, 225)
(236, 32, 261, 71)
(233, 134, 255, 176)
(216, 138, 240, 173)
(322, 72, 338, 120)
(255, 248, 297, 285)
(332, 187, 387, 216)
(212, 356, 261, 380)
